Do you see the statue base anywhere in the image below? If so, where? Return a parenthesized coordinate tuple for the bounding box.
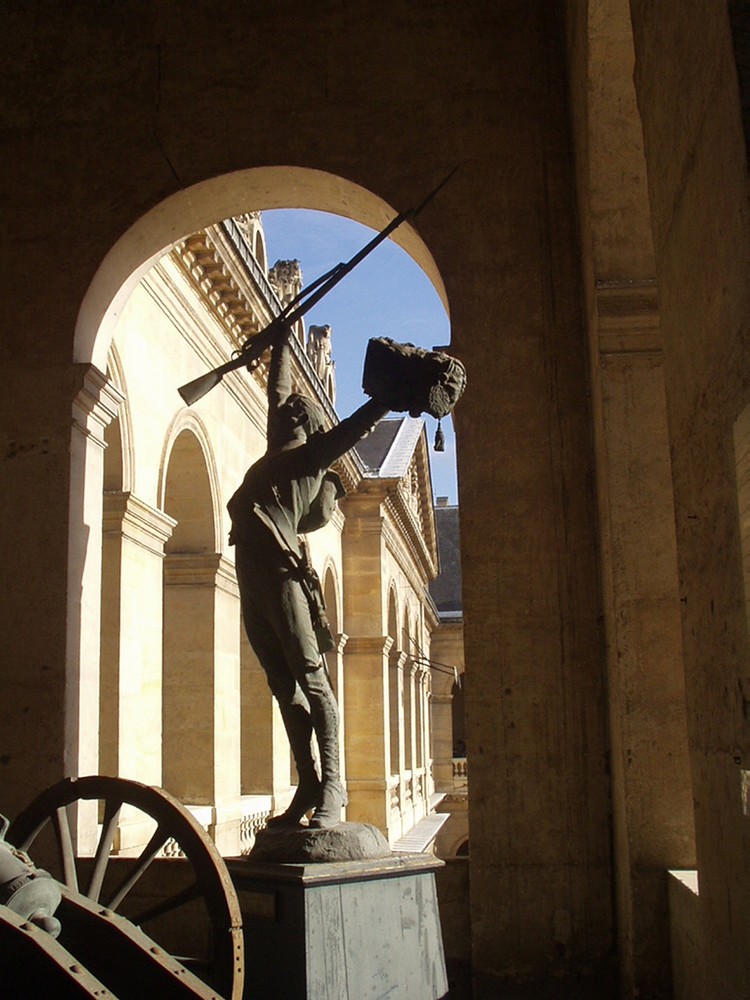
(226, 853, 447, 999)
(248, 820, 391, 863)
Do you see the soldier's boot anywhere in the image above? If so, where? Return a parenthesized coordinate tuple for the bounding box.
(309, 778, 348, 829)
(306, 668, 348, 829)
(266, 704, 322, 827)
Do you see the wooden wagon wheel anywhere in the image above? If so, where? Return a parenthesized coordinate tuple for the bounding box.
(8, 775, 244, 1000)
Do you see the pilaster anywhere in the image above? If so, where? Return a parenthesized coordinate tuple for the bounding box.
(67, 365, 123, 852)
(330, 632, 349, 786)
(592, 280, 695, 994)
(388, 649, 408, 825)
(343, 635, 393, 834)
(100, 492, 175, 786)
(431, 691, 455, 792)
(241, 634, 292, 801)
(162, 552, 241, 836)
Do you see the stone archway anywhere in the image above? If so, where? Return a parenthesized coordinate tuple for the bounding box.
(66, 164, 451, 847)
(74, 166, 448, 371)
(68, 167, 452, 852)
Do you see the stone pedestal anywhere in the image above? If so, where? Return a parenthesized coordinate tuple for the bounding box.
(227, 853, 448, 1000)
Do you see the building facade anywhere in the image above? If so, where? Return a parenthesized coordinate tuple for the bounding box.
(97, 212, 452, 854)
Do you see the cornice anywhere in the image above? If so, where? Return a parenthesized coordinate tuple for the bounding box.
(383, 488, 438, 584)
(163, 552, 240, 596)
(389, 649, 409, 670)
(345, 635, 394, 658)
(333, 632, 349, 655)
(168, 227, 348, 445)
(175, 229, 265, 355)
(343, 478, 437, 600)
(329, 449, 365, 495)
(103, 491, 176, 554)
(72, 364, 124, 446)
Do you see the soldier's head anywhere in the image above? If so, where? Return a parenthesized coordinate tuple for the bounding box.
(282, 393, 325, 438)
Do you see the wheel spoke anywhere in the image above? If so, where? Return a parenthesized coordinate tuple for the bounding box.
(87, 797, 122, 902)
(104, 824, 168, 911)
(53, 805, 79, 892)
(7, 775, 245, 998)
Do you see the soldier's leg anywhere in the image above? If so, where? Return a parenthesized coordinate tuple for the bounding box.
(274, 579, 347, 828)
(237, 546, 345, 827)
(237, 562, 322, 825)
(245, 623, 323, 825)
(300, 664, 347, 829)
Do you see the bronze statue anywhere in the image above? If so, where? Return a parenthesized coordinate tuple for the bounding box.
(228, 328, 389, 828)
(215, 175, 465, 831)
(228, 328, 466, 830)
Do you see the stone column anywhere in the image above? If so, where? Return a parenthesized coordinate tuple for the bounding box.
(100, 492, 175, 786)
(240, 633, 291, 800)
(389, 649, 407, 822)
(343, 635, 393, 834)
(330, 632, 348, 786)
(404, 656, 418, 827)
(594, 283, 695, 994)
(422, 668, 435, 802)
(163, 553, 241, 851)
(430, 685, 455, 792)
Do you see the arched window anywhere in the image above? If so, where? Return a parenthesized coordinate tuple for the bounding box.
(162, 428, 219, 805)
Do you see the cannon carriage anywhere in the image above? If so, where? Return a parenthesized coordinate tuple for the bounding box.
(0, 776, 244, 999)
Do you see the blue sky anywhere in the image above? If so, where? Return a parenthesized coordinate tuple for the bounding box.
(260, 209, 458, 503)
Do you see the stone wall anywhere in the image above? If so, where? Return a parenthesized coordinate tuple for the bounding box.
(628, 4, 750, 997)
(2, 1, 608, 990)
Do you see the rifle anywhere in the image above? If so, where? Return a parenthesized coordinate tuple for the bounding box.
(178, 167, 458, 406)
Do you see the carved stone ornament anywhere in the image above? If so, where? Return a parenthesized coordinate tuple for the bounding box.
(307, 324, 333, 381)
(233, 211, 261, 242)
(268, 259, 303, 305)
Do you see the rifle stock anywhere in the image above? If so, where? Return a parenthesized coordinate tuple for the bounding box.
(177, 167, 458, 406)
(178, 321, 286, 405)
(178, 369, 226, 407)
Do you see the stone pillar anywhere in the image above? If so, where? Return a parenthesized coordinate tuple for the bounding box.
(68, 366, 123, 851)
(330, 632, 348, 787)
(430, 686, 454, 793)
(404, 656, 418, 826)
(100, 492, 175, 785)
(343, 635, 392, 834)
(593, 284, 695, 996)
(414, 664, 427, 817)
(163, 553, 241, 850)
(240, 632, 292, 800)
(389, 649, 407, 821)
(422, 668, 435, 802)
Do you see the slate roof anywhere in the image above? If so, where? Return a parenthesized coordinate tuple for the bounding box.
(356, 416, 424, 478)
(354, 414, 439, 580)
(429, 503, 463, 615)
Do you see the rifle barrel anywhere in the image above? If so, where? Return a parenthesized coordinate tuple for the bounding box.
(178, 167, 458, 405)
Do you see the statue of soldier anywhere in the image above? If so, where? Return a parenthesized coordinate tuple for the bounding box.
(228, 326, 389, 829)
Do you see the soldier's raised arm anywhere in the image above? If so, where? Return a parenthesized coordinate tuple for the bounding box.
(266, 327, 294, 448)
(311, 398, 390, 469)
